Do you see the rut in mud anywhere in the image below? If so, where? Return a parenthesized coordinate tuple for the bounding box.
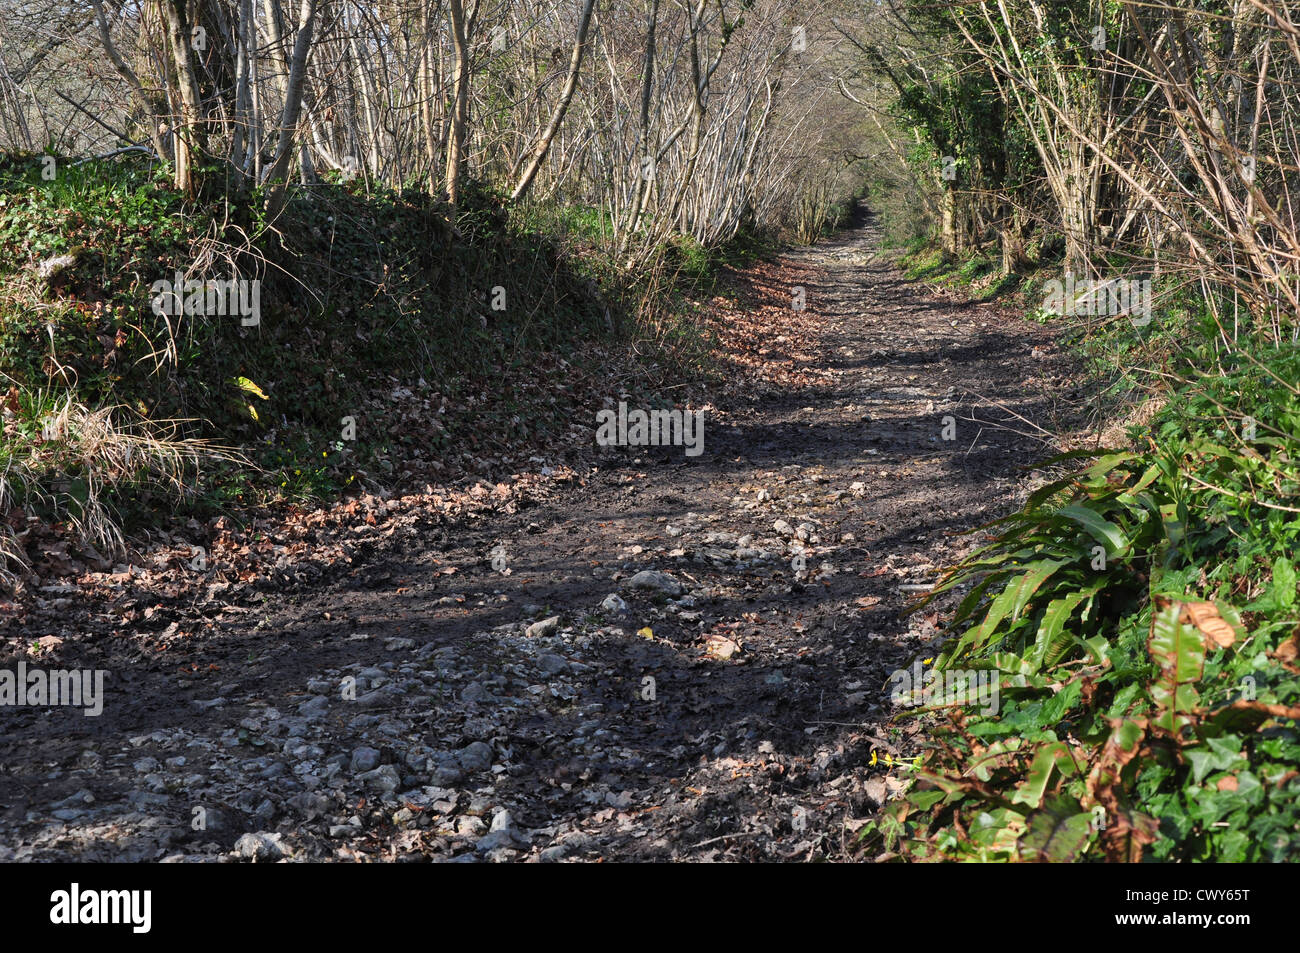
(0, 214, 1073, 861)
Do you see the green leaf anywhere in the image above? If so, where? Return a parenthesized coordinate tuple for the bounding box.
(968, 737, 1024, 782)
(1271, 557, 1296, 610)
(1012, 742, 1072, 808)
(1029, 581, 1102, 671)
(987, 652, 1034, 676)
(945, 560, 1065, 660)
(1158, 502, 1185, 553)
(1040, 679, 1083, 724)
(1079, 452, 1137, 480)
(1147, 603, 1205, 734)
(1186, 735, 1244, 784)
(230, 376, 269, 401)
(1057, 504, 1128, 554)
(1018, 808, 1094, 862)
(1116, 463, 1165, 502)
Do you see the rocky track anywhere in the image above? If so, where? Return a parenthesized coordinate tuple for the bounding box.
(0, 213, 1071, 861)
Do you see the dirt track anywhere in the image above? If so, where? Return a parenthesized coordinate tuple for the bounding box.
(0, 212, 1073, 861)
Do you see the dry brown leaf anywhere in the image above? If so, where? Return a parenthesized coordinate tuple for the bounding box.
(703, 635, 741, 661)
(1275, 635, 1299, 670)
(1180, 600, 1237, 649)
(30, 635, 63, 655)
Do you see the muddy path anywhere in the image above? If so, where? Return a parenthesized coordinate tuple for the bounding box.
(0, 212, 1072, 861)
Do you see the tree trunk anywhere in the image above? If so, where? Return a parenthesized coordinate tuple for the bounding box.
(444, 0, 478, 208)
(158, 0, 208, 195)
(263, 0, 319, 217)
(941, 186, 959, 257)
(510, 0, 597, 202)
(617, 0, 660, 254)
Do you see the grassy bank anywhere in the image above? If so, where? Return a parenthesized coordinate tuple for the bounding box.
(0, 152, 791, 583)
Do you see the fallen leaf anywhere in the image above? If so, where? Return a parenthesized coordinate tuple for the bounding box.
(1181, 601, 1237, 649)
(703, 635, 741, 660)
(1275, 635, 1299, 670)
